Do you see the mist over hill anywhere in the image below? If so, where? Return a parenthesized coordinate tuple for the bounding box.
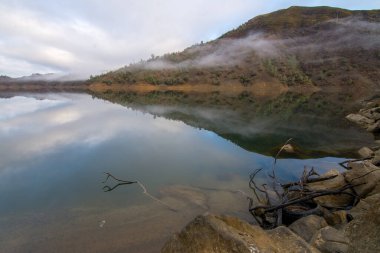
(91, 6, 380, 90)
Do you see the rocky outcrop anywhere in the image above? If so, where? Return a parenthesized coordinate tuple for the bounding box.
(162, 145, 380, 253)
(344, 161, 380, 197)
(346, 102, 380, 133)
(161, 214, 320, 253)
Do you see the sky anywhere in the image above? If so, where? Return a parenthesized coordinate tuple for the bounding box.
(0, 0, 379, 79)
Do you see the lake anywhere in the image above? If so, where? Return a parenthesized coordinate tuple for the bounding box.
(0, 91, 374, 252)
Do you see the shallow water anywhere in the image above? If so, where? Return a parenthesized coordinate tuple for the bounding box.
(0, 92, 372, 252)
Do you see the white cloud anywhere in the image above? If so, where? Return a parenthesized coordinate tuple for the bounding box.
(0, 0, 378, 78)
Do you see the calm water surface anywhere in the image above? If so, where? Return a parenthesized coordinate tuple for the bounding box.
(0, 92, 367, 252)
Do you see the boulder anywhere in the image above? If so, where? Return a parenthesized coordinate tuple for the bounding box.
(311, 226, 349, 253)
(345, 193, 380, 253)
(366, 121, 380, 133)
(371, 155, 380, 166)
(357, 147, 374, 158)
(359, 107, 380, 121)
(306, 169, 354, 208)
(161, 214, 320, 253)
(345, 113, 374, 128)
(289, 215, 328, 243)
(267, 226, 320, 253)
(348, 193, 380, 220)
(323, 210, 350, 228)
(344, 162, 380, 197)
(363, 101, 380, 110)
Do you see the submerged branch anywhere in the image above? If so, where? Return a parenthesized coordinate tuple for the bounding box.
(102, 172, 177, 212)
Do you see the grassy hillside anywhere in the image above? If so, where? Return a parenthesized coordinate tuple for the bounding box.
(90, 6, 380, 89)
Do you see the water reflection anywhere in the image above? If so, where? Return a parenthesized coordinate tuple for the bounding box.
(0, 92, 369, 253)
(94, 90, 374, 158)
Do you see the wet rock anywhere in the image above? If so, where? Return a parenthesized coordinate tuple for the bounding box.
(346, 113, 374, 128)
(310, 226, 349, 253)
(289, 215, 327, 243)
(345, 193, 380, 253)
(161, 214, 320, 253)
(306, 169, 354, 208)
(357, 147, 374, 158)
(344, 162, 380, 197)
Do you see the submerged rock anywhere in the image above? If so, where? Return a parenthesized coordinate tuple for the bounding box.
(161, 214, 320, 253)
(159, 185, 208, 210)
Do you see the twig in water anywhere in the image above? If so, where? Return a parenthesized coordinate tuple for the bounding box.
(102, 172, 177, 212)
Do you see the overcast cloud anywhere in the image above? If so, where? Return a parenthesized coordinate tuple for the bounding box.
(0, 0, 379, 78)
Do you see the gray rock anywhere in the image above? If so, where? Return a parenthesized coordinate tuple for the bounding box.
(348, 193, 380, 220)
(370, 106, 380, 114)
(363, 101, 379, 109)
(345, 193, 380, 253)
(371, 155, 380, 166)
(306, 169, 354, 208)
(311, 226, 349, 253)
(358, 147, 374, 158)
(344, 162, 380, 197)
(366, 121, 380, 133)
(346, 113, 374, 128)
(267, 226, 320, 253)
(161, 214, 320, 253)
(289, 215, 328, 242)
(323, 210, 349, 228)
(359, 107, 380, 121)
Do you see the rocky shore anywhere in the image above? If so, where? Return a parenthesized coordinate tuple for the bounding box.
(161, 102, 380, 253)
(346, 100, 380, 134)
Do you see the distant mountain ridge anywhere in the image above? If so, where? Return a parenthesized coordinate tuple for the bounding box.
(91, 6, 380, 90)
(0, 72, 85, 91)
(0, 73, 84, 82)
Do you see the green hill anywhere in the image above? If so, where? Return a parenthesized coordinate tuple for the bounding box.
(90, 6, 380, 89)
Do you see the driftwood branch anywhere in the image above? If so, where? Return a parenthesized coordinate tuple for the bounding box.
(102, 172, 177, 212)
(338, 157, 372, 169)
(247, 139, 372, 229)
